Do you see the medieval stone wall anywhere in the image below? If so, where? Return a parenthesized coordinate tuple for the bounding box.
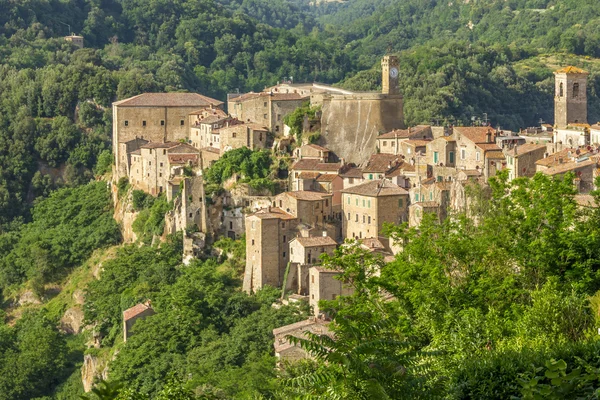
(319, 94, 404, 164)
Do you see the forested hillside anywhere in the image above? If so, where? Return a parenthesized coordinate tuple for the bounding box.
(2, 0, 600, 398)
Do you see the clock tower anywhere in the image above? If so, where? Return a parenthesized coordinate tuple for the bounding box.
(382, 55, 400, 95)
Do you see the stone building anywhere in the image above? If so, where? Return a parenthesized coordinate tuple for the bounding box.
(453, 126, 504, 178)
(113, 92, 223, 178)
(289, 236, 337, 266)
(189, 115, 235, 149)
(554, 66, 588, 129)
(219, 122, 269, 153)
(290, 159, 344, 191)
(504, 143, 547, 180)
(123, 301, 155, 342)
(341, 179, 409, 242)
(227, 92, 306, 134)
(340, 167, 365, 189)
(293, 173, 344, 207)
(540, 158, 597, 193)
(275, 191, 333, 227)
(243, 207, 297, 294)
(309, 266, 353, 317)
(318, 56, 405, 164)
(273, 318, 331, 364)
(294, 144, 331, 162)
(590, 125, 600, 145)
(376, 125, 434, 155)
(64, 34, 84, 48)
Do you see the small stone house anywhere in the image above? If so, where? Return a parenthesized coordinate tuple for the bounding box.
(376, 125, 433, 155)
(504, 143, 547, 180)
(123, 301, 155, 342)
(219, 122, 269, 153)
(273, 318, 331, 364)
(289, 235, 337, 266)
(295, 144, 330, 162)
(409, 201, 441, 227)
(309, 266, 353, 317)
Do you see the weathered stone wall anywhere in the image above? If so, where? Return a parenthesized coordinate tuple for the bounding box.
(319, 94, 404, 164)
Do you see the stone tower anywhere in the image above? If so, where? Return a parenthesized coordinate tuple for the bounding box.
(554, 66, 588, 128)
(382, 55, 400, 95)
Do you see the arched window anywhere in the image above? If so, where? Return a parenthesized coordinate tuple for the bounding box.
(573, 83, 580, 98)
(559, 82, 564, 97)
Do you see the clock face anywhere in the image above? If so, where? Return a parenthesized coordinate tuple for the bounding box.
(390, 67, 398, 78)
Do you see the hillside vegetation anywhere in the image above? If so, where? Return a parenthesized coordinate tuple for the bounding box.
(2, 0, 600, 398)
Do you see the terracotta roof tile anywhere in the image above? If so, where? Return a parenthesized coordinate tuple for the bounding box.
(486, 151, 506, 160)
(340, 167, 363, 178)
(555, 66, 588, 74)
(168, 154, 199, 164)
(316, 174, 339, 182)
(250, 207, 296, 220)
(454, 127, 496, 143)
(114, 93, 223, 107)
(168, 143, 200, 154)
(541, 159, 595, 175)
(362, 154, 402, 173)
(536, 148, 591, 167)
(510, 143, 546, 156)
(285, 191, 332, 201)
(201, 146, 220, 154)
(303, 144, 329, 152)
(342, 179, 408, 197)
(377, 125, 431, 139)
(298, 171, 320, 180)
(141, 141, 180, 149)
(123, 302, 154, 321)
(291, 159, 342, 172)
(294, 236, 337, 247)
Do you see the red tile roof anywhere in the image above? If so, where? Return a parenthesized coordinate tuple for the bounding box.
(291, 159, 343, 172)
(123, 302, 154, 321)
(114, 93, 223, 107)
(454, 127, 496, 143)
(316, 174, 339, 182)
(342, 179, 408, 197)
(294, 236, 337, 247)
(141, 141, 180, 149)
(168, 154, 199, 164)
(285, 191, 332, 201)
(363, 154, 402, 173)
(377, 125, 431, 139)
(250, 207, 296, 220)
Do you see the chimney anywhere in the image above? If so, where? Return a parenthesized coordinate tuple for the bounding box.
(513, 145, 517, 156)
(486, 129, 492, 143)
(408, 127, 412, 134)
(340, 158, 345, 166)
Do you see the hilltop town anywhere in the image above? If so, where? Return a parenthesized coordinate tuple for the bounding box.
(111, 57, 600, 362)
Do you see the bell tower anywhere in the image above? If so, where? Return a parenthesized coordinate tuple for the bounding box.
(382, 55, 400, 95)
(554, 66, 588, 128)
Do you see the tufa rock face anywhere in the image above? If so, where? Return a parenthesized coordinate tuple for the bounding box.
(60, 307, 85, 334)
(18, 290, 41, 306)
(82, 354, 99, 393)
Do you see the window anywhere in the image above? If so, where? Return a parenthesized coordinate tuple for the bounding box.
(263, 102, 267, 107)
(349, 177, 354, 184)
(232, 132, 237, 138)
(316, 202, 320, 209)
(476, 151, 480, 161)
(355, 214, 358, 222)
(311, 275, 315, 284)
(398, 199, 403, 207)
(362, 199, 365, 207)
(142, 120, 146, 127)
(415, 194, 419, 202)
(347, 196, 350, 204)
(160, 120, 165, 126)
(559, 82, 564, 97)
(509, 156, 513, 165)
(362, 215, 366, 223)
(449, 151, 455, 164)
(160, 162, 163, 167)
(252, 239, 255, 245)
(277, 114, 281, 121)
(461, 149, 466, 160)
(325, 199, 329, 207)
(434, 151, 439, 164)
(189, 213, 192, 218)
(159, 173, 162, 177)
(391, 142, 395, 147)
(368, 216, 371, 224)
(283, 235, 286, 243)
(163, 149, 166, 155)
(369, 174, 373, 180)
(573, 83, 580, 98)
(347, 212, 350, 220)
(263, 114, 267, 119)
(281, 222, 285, 228)
(430, 191, 433, 200)
(180, 120, 184, 126)
(368, 200, 371, 208)
(259, 133, 263, 141)
(230, 222, 233, 229)
(383, 141, 387, 147)
(290, 248, 293, 254)
(355, 198, 358, 206)
(421, 194, 424, 201)
(283, 252, 286, 258)
(148, 161, 152, 166)
(124, 120, 129, 127)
